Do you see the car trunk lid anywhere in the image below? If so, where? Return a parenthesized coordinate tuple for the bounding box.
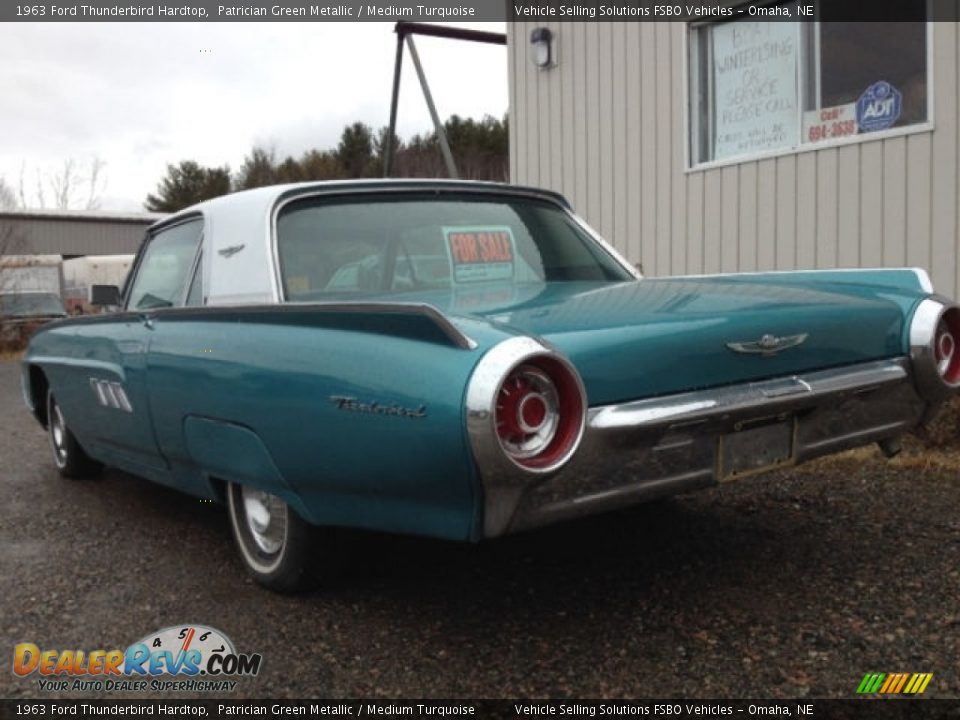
(464, 278, 909, 405)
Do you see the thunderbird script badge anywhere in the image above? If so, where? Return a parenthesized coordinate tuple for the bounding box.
(726, 333, 808, 356)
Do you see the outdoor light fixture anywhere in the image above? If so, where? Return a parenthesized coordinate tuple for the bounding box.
(529, 27, 555, 69)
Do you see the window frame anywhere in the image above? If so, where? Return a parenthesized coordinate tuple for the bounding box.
(683, 12, 935, 172)
(123, 215, 204, 311)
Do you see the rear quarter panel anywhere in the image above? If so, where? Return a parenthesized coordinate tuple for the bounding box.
(145, 311, 488, 541)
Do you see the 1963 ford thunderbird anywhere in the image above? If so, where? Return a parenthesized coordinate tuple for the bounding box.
(21, 180, 960, 590)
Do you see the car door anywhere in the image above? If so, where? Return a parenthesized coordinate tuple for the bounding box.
(86, 216, 204, 477)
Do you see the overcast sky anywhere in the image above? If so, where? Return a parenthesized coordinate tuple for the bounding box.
(0, 22, 508, 212)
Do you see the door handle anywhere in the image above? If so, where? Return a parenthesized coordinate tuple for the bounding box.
(138, 314, 155, 330)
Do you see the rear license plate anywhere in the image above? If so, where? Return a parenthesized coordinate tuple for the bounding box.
(718, 416, 796, 482)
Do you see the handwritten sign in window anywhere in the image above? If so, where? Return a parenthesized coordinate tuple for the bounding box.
(712, 21, 799, 161)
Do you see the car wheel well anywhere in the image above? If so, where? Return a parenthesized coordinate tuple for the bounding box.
(207, 476, 229, 504)
(29, 365, 49, 426)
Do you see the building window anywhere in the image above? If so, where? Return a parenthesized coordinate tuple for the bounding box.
(688, 2, 928, 166)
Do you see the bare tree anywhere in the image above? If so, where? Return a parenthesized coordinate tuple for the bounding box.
(0, 178, 15, 211)
(0, 177, 28, 292)
(18, 157, 107, 210)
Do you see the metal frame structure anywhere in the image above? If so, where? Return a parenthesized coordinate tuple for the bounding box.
(383, 22, 506, 179)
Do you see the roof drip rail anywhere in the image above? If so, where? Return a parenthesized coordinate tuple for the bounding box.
(383, 22, 507, 180)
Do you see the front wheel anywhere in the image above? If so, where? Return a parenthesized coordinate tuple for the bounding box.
(226, 482, 320, 592)
(47, 390, 102, 479)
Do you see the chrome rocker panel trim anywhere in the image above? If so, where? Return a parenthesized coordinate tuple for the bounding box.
(482, 357, 930, 537)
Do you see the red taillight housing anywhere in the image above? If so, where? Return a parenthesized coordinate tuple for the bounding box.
(934, 308, 960, 385)
(466, 337, 587, 486)
(494, 356, 585, 471)
(909, 299, 960, 401)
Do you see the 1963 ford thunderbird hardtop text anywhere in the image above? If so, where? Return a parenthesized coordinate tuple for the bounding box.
(22, 181, 960, 590)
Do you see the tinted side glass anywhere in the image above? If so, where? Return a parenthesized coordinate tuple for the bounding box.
(127, 219, 203, 310)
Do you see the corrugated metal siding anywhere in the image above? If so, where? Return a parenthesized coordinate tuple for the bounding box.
(508, 19, 960, 298)
(0, 215, 152, 256)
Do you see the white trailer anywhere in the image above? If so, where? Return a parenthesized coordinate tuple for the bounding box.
(63, 254, 135, 313)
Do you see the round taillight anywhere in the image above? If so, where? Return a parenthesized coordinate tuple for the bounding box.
(495, 356, 584, 470)
(934, 308, 960, 385)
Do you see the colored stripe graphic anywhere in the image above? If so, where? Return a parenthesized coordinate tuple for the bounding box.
(857, 673, 886, 694)
(904, 673, 933, 694)
(857, 672, 932, 694)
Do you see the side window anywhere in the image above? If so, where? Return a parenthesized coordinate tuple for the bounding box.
(126, 219, 203, 310)
(185, 253, 204, 307)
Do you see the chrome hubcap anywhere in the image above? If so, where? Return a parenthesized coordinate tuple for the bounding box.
(50, 402, 67, 465)
(241, 486, 286, 555)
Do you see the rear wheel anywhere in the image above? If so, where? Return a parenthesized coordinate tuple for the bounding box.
(226, 482, 320, 592)
(47, 390, 102, 479)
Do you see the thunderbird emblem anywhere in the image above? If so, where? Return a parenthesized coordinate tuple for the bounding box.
(726, 333, 808, 356)
(218, 243, 245, 258)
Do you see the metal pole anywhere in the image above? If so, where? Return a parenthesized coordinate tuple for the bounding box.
(383, 34, 404, 177)
(405, 34, 459, 179)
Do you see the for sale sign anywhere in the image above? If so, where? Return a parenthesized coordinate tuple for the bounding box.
(856, 81, 902, 133)
(444, 226, 516, 283)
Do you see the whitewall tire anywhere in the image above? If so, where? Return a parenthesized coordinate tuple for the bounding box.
(46, 390, 102, 479)
(226, 482, 316, 592)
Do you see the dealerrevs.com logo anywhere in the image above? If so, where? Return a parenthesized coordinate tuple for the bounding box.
(12, 625, 262, 692)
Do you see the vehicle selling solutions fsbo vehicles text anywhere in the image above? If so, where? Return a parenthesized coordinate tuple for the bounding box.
(514, 4, 735, 17)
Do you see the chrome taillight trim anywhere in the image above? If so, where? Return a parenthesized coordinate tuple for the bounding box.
(909, 297, 960, 399)
(466, 336, 587, 536)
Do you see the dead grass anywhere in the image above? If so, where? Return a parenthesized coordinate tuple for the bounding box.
(0, 320, 45, 356)
(913, 395, 960, 449)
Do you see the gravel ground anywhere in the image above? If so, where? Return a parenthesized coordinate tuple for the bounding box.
(1, 358, 958, 700)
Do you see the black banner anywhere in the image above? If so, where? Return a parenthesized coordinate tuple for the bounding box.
(1, 699, 959, 720)
(1, 0, 958, 23)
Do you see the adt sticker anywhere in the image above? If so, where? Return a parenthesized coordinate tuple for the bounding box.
(856, 81, 902, 133)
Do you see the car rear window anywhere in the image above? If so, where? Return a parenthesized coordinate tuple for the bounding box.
(275, 193, 631, 301)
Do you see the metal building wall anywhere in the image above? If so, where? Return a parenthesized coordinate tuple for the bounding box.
(508, 20, 960, 298)
(0, 212, 161, 256)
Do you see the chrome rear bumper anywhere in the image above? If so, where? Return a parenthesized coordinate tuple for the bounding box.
(484, 357, 930, 537)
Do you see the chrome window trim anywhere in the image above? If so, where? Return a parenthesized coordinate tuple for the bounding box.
(184, 249, 205, 307)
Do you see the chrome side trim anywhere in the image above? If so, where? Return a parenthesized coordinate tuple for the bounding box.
(589, 359, 908, 432)
(89, 378, 134, 413)
(912, 267, 934, 294)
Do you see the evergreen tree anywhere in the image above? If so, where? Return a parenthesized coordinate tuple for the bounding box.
(144, 161, 230, 213)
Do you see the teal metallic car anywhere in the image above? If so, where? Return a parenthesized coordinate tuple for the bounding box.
(21, 180, 960, 591)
